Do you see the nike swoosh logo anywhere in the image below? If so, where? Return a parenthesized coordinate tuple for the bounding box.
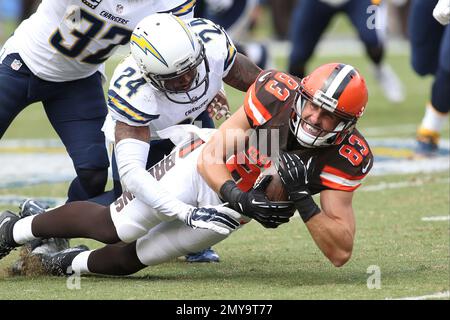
(305, 156, 315, 184)
(258, 72, 271, 83)
(251, 200, 267, 205)
(0, 217, 11, 229)
(361, 158, 372, 174)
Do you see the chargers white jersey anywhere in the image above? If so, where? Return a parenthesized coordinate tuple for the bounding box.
(102, 17, 237, 142)
(0, 0, 196, 82)
(109, 126, 249, 266)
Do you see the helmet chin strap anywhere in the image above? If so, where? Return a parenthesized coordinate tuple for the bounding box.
(296, 120, 340, 148)
(145, 49, 210, 104)
(291, 92, 357, 147)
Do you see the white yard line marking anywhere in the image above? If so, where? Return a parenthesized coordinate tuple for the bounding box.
(361, 124, 418, 137)
(0, 195, 66, 207)
(389, 291, 450, 300)
(421, 216, 450, 222)
(0, 139, 65, 153)
(361, 178, 449, 192)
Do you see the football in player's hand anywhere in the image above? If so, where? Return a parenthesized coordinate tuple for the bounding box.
(261, 166, 288, 201)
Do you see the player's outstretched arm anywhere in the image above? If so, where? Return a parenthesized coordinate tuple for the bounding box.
(306, 190, 355, 267)
(198, 109, 295, 228)
(114, 122, 240, 235)
(114, 121, 195, 219)
(198, 107, 251, 194)
(277, 151, 355, 267)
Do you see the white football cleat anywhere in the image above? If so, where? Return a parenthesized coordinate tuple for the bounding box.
(373, 64, 405, 103)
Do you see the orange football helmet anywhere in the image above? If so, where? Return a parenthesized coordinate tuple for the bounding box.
(290, 63, 368, 147)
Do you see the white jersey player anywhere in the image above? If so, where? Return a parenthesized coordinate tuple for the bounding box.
(96, 13, 261, 216)
(102, 16, 238, 140)
(1, 0, 197, 81)
(91, 13, 261, 262)
(0, 125, 248, 274)
(0, 0, 197, 204)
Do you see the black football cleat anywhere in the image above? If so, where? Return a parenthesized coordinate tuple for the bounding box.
(39, 245, 89, 276)
(0, 211, 20, 260)
(19, 199, 49, 218)
(17, 198, 70, 264)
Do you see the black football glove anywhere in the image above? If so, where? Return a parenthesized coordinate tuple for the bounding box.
(220, 176, 295, 228)
(276, 151, 321, 222)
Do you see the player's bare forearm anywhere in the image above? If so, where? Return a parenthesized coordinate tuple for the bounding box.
(223, 53, 262, 91)
(304, 190, 356, 267)
(198, 107, 252, 193)
(305, 212, 354, 267)
(115, 121, 150, 144)
(197, 143, 232, 194)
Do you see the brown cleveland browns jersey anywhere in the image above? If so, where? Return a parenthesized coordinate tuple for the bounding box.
(227, 69, 373, 195)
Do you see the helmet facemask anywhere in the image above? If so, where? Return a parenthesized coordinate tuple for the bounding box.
(144, 42, 210, 104)
(290, 87, 357, 148)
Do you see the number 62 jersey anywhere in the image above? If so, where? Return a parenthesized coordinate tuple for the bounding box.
(102, 17, 237, 142)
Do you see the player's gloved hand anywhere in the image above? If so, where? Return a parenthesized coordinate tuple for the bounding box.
(276, 151, 321, 223)
(207, 89, 231, 120)
(220, 177, 295, 229)
(433, 0, 450, 25)
(181, 205, 241, 235)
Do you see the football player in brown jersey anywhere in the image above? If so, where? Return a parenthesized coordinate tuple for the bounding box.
(0, 63, 371, 275)
(199, 62, 373, 267)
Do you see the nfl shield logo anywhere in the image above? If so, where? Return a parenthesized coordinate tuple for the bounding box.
(116, 4, 124, 14)
(11, 59, 22, 71)
(81, 0, 103, 9)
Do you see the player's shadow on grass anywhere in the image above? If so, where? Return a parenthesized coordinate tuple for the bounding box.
(73, 259, 437, 289)
(74, 266, 367, 287)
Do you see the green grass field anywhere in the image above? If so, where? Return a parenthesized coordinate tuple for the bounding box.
(0, 171, 448, 300)
(0, 13, 449, 300)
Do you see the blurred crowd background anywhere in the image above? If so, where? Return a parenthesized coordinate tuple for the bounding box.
(0, 0, 413, 52)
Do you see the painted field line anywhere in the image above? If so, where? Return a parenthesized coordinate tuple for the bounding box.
(362, 124, 418, 137)
(360, 177, 449, 192)
(0, 177, 73, 190)
(421, 216, 450, 222)
(389, 290, 450, 300)
(0, 195, 66, 207)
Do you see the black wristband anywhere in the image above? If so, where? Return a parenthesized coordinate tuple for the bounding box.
(294, 196, 321, 223)
(219, 180, 243, 212)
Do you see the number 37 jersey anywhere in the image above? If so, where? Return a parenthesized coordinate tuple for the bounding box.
(244, 70, 374, 194)
(1, 0, 196, 81)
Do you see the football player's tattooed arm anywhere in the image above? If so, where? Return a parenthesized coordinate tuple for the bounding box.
(305, 190, 355, 267)
(115, 121, 150, 143)
(223, 52, 262, 92)
(198, 107, 251, 193)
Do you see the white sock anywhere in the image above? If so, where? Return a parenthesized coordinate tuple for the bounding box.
(420, 104, 448, 133)
(12, 216, 37, 244)
(71, 250, 92, 274)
